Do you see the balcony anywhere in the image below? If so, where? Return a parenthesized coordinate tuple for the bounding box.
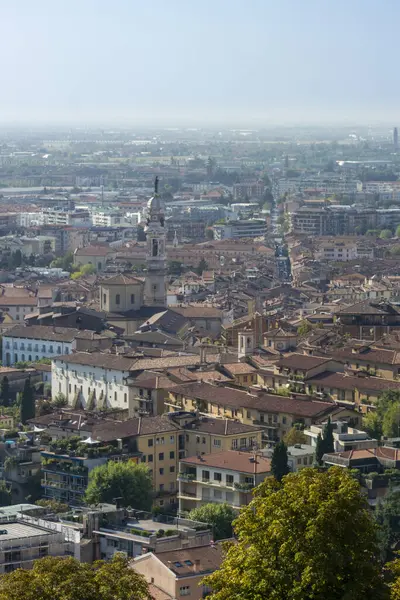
(178, 472, 196, 482)
(234, 482, 255, 492)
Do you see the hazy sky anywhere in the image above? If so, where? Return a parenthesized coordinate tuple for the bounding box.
(1, 0, 398, 126)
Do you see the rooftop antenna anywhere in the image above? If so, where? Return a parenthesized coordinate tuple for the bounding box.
(154, 176, 159, 196)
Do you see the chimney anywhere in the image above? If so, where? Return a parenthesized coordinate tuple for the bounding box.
(194, 559, 201, 571)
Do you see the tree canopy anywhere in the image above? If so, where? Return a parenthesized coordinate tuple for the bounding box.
(188, 503, 236, 540)
(362, 390, 400, 440)
(85, 461, 153, 510)
(375, 488, 400, 561)
(0, 554, 150, 600)
(203, 467, 384, 600)
(283, 427, 306, 446)
(380, 229, 393, 239)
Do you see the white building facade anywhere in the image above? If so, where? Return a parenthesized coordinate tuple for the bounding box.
(3, 328, 76, 366)
(52, 353, 136, 410)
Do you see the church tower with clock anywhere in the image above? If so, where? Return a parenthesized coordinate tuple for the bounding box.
(144, 177, 167, 307)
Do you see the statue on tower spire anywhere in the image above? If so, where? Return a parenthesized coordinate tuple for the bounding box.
(154, 176, 159, 196)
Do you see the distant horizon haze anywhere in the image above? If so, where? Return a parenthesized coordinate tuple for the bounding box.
(1, 0, 398, 126)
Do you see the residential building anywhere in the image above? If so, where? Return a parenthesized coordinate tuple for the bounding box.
(52, 352, 137, 410)
(178, 450, 271, 513)
(3, 325, 83, 366)
(220, 362, 257, 387)
(0, 295, 37, 322)
(169, 381, 360, 443)
(74, 245, 116, 272)
(304, 421, 378, 452)
(262, 443, 314, 472)
(0, 519, 67, 573)
(213, 219, 267, 240)
(133, 543, 225, 600)
(233, 181, 264, 199)
(337, 300, 400, 340)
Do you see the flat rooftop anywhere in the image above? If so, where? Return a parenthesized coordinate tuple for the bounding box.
(0, 521, 55, 541)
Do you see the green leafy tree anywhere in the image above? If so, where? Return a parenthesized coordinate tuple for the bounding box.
(375, 488, 400, 561)
(271, 441, 289, 481)
(363, 410, 383, 440)
(322, 416, 335, 454)
(0, 554, 151, 600)
(396, 225, 400, 238)
(297, 319, 313, 336)
(35, 499, 69, 514)
(363, 391, 400, 440)
(203, 468, 385, 600)
(0, 376, 10, 407)
(283, 427, 306, 446)
(52, 393, 67, 408)
(380, 229, 393, 239)
(188, 503, 236, 540)
(85, 461, 153, 510)
(20, 378, 35, 424)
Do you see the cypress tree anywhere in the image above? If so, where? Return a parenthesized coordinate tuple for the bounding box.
(323, 416, 335, 454)
(315, 433, 325, 465)
(0, 376, 10, 407)
(20, 378, 35, 424)
(271, 441, 290, 482)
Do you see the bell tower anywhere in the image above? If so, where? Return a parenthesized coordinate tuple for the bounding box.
(144, 177, 167, 307)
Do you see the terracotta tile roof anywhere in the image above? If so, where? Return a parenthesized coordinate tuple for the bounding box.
(181, 450, 271, 474)
(170, 381, 334, 418)
(338, 300, 400, 316)
(75, 245, 113, 257)
(149, 542, 226, 577)
(147, 585, 172, 600)
(167, 368, 232, 383)
(308, 371, 400, 392)
(55, 351, 137, 371)
(5, 325, 82, 343)
(184, 417, 263, 436)
(99, 273, 143, 286)
(222, 363, 257, 375)
(332, 345, 400, 366)
(276, 353, 332, 371)
(0, 297, 37, 306)
(169, 305, 223, 319)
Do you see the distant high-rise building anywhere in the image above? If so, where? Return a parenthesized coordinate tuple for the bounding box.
(394, 127, 398, 150)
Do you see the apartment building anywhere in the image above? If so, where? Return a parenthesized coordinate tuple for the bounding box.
(0, 520, 66, 573)
(168, 381, 353, 443)
(52, 352, 139, 410)
(0, 295, 37, 322)
(92, 211, 125, 227)
(133, 543, 224, 600)
(304, 421, 378, 453)
(178, 450, 271, 513)
(3, 325, 84, 366)
(233, 181, 264, 200)
(213, 219, 267, 240)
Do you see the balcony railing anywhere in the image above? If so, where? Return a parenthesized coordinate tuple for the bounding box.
(234, 482, 255, 491)
(178, 472, 196, 481)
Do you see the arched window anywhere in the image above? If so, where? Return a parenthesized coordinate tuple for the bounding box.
(152, 238, 158, 257)
(116, 294, 120, 305)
